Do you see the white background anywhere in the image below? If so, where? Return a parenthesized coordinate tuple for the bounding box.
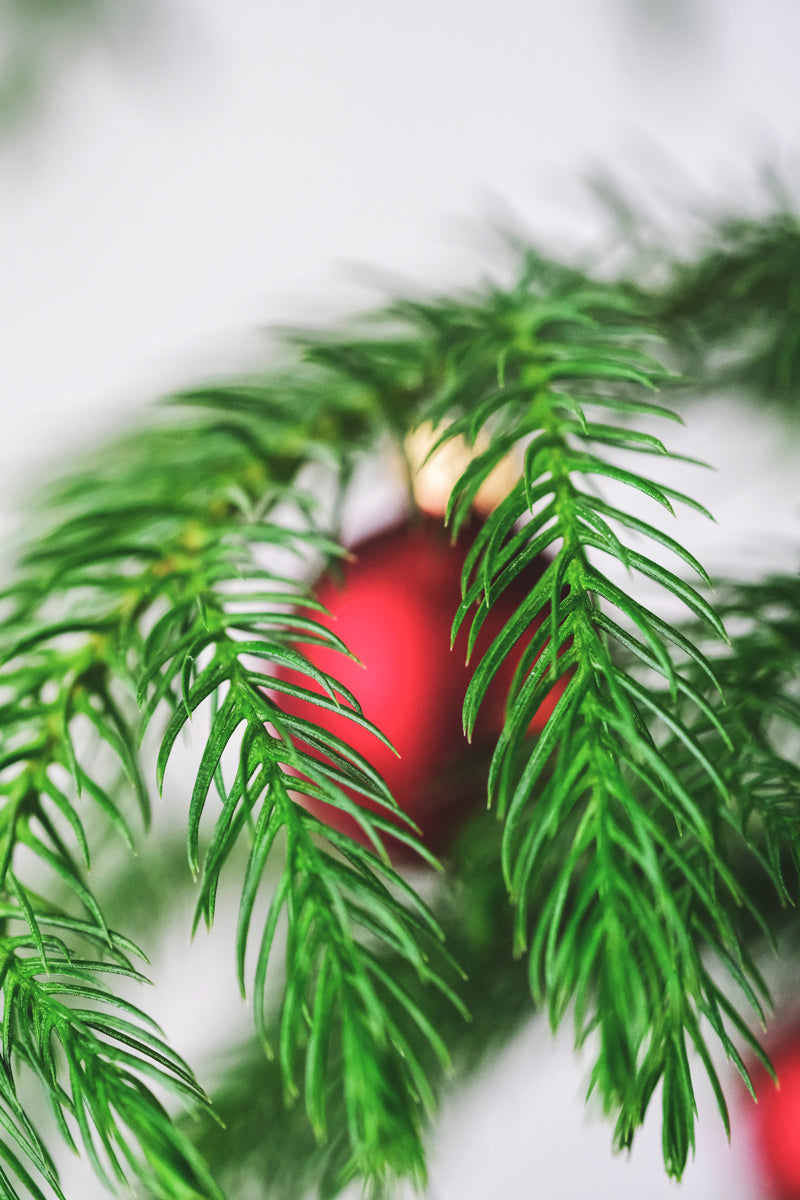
(2, 2, 800, 1197)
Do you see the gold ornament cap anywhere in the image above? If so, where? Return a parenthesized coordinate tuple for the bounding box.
(404, 421, 519, 517)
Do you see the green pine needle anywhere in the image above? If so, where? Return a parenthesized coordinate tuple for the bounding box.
(0, 231, 798, 1197)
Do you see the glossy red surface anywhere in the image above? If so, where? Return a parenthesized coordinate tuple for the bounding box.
(749, 1035, 800, 1200)
(275, 516, 568, 858)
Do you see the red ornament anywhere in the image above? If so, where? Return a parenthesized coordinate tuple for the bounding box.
(746, 1026, 800, 1200)
(275, 516, 568, 858)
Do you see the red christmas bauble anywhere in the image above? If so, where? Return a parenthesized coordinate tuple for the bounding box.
(276, 515, 567, 858)
(746, 1027, 800, 1199)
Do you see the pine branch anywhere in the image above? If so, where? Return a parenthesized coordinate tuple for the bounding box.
(638, 572, 800, 919)
(360, 262, 779, 1178)
(136, 469, 466, 1192)
(628, 201, 800, 411)
(2, 236, 798, 1195)
(0, 517, 226, 1196)
(0, 910, 222, 1200)
(1, 378, 465, 1194)
(159, 807, 531, 1200)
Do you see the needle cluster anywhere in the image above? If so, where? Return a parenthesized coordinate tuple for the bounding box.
(0, 228, 798, 1199)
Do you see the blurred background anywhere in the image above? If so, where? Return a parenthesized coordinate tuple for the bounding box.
(1, 1, 800, 1197)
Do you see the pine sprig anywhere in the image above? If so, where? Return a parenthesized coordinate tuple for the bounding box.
(631, 203, 800, 410)
(274, 258, 780, 1175)
(0, 914, 222, 1200)
(605, 571, 800, 1164)
(1, 377, 467, 1193)
(363, 267, 782, 1176)
(1, 236, 798, 1195)
(636, 572, 800, 916)
(0, 587, 224, 1196)
(157, 806, 534, 1200)
(140, 491, 466, 1191)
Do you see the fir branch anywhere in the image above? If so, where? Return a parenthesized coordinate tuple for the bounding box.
(2, 376, 466, 1193)
(150, 808, 533, 1200)
(363, 263, 776, 1177)
(637, 572, 800, 917)
(3, 236, 798, 1196)
(634, 204, 800, 410)
(603, 570, 800, 1164)
(0, 595, 224, 1196)
(139, 482, 466, 1192)
(0, 910, 222, 1200)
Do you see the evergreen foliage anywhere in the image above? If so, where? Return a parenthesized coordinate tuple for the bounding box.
(0, 219, 798, 1199)
(608, 186, 800, 412)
